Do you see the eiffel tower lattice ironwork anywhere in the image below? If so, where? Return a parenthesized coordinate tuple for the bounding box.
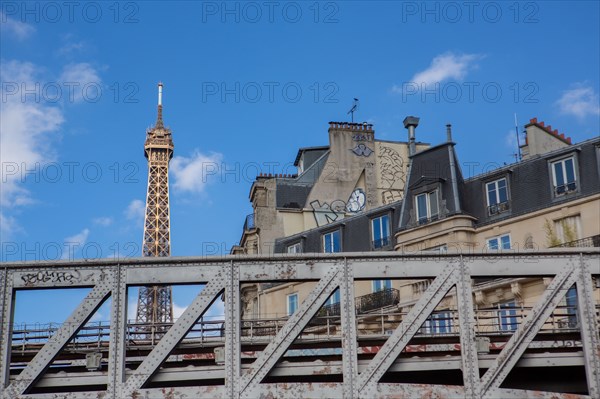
(136, 82, 174, 338)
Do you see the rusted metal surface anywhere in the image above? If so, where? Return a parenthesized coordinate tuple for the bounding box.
(0, 250, 598, 399)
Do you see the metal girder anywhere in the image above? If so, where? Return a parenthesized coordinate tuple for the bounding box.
(456, 256, 480, 398)
(357, 261, 459, 397)
(340, 258, 358, 399)
(1, 251, 599, 399)
(0, 267, 12, 391)
(225, 261, 241, 399)
(4, 274, 113, 398)
(124, 275, 225, 395)
(577, 255, 600, 396)
(238, 262, 343, 397)
(106, 265, 127, 398)
(480, 262, 578, 396)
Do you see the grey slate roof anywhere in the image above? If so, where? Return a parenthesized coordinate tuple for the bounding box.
(274, 201, 403, 253)
(399, 136, 600, 231)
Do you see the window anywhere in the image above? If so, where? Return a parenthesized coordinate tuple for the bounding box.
(424, 244, 447, 253)
(416, 190, 439, 224)
(323, 230, 341, 253)
(423, 311, 453, 334)
(565, 287, 578, 328)
(551, 157, 577, 195)
(287, 293, 298, 315)
(326, 288, 341, 306)
(488, 234, 511, 250)
(373, 279, 392, 292)
(486, 178, 509, 215)
(498, 301, 518, 331)
(372, 215, 390, 249)
(287, 243, 301, 253)
(554, 215, 581, 244)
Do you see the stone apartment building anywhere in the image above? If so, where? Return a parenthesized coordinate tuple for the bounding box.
(234, 117, 600, 333)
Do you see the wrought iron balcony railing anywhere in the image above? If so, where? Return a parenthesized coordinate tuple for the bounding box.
(372, 236, 391, 250)
(487, 201, 510, 216)
(552, 234, 600, 248)
(243, 213, 255, 230)
(317, 288, 401, 317)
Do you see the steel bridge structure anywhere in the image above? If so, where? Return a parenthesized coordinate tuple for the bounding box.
(1, 249, 599, 398)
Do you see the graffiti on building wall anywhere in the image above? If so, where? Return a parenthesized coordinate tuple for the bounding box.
(379, 146, 405, 204)
(310, 188, 367, 227)
(351, 143, 373, 157)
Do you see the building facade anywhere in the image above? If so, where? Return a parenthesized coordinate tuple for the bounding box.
(235, 117, 599, 330)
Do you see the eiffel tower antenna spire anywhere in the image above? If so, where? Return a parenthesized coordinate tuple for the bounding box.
(136, 82, 174, 337)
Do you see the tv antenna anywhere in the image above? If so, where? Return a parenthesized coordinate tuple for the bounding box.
(347, 98, 359, 122)
(514, 113, 522, 161)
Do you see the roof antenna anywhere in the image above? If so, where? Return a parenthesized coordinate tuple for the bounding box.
(514, 113, 521, 161)
(347, 98, 359, 123)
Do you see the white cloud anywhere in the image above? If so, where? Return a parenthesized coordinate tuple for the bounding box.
(170, 150, 223, 193)
(0, 12, 35, 40)
(556, 84, 600, 119)
(125, 199, 145, 221)
(58, 41, 86, 56)
(93, 216, 113, 227)
(62, 228, 90, 259)
(0, 60, 64, 209)
(394, 52, 483, 92)
(58, 63, 101, 103)
(173, 303, 187, 319)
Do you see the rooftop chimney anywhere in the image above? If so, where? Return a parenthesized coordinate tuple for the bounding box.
(403, 116, 420, 155)
(446, 124, 452, 142)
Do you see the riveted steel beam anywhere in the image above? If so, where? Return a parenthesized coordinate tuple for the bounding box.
(239, 262, 343, 397)
(124, 275, 224, 395)
(577, 254, 600, 397)
(4, 273, 113, 398)
(457, 256, 481, 398)
(480, 262, 578, 396)
(357, 262, 459, 397)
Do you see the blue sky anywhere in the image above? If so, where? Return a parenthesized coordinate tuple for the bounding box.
(1, 1, 599, 324)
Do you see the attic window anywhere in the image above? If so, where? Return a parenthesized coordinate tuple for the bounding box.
(551, 156, 577, 196)
(416, 190, 439, 225)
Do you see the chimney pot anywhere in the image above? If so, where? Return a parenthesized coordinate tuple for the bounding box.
(446, 123, 452, 142)
(403, 116, 420, 156)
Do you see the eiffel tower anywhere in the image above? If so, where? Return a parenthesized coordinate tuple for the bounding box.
(136, 83, 174, 338)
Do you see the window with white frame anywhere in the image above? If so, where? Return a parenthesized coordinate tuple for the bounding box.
(415, 190, 439, 224)
(554, 215, 581, 244)
(551, 157, 577, 195)
(371, 214, 390, 249)
(486, 178, 509, 215)
(323, 230, 341, 253)
(423, 311, 453, 334)
(488, 234, 511, 250)
(287, 242, 301, 253)
(498, 301, 518, 331)
(372, 279, 392, 292)
(326, 288, 340, 306)
(287, 293, 298, 316)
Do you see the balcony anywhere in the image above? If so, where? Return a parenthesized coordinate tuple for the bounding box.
(487, 201, 510, 216)
(372, 236, 392, 250)
(554, 182, 577, 196)
(551, 234, 600, 248)
(355, 288, 400, 314)
(243, 213, 255, 231)
(317, 288, 400, 317)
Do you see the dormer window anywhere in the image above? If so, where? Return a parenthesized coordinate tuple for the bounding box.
(486, 178, 509, 216)
(551, 157, 577, 196)
(416, 190, 439, 224)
